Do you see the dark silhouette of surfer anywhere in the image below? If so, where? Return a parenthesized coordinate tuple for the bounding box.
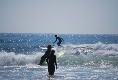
(46, 50, 57, 75)
(38, 45, 52, 65)
(53, 35, 64, 46)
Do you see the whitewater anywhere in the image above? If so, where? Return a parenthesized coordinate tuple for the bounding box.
(0, 33, 118, 80)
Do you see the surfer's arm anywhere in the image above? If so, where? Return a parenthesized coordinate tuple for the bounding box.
(55, 62, 57, 69)
(54, 56, 57, 69)
(53, 38, 57, 44)
(61, 38, 64, 41)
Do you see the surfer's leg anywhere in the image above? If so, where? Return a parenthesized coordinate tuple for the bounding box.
(48, 63, 55, 75)
(57, 43, 60, 46)
(57, 42, 61, 46)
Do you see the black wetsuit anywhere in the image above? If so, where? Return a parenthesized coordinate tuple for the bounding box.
(46, 54, 57, 75)
(54, 37, 64, 46)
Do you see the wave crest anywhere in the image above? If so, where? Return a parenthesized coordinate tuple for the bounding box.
(0, 52, 43, 66)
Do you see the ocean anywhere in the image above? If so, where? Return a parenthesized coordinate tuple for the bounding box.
(0, 33, 118, 80)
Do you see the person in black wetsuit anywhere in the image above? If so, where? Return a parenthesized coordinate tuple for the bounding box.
(38, 45, 52, 65)
(53, 35, 64, 46)
(46, 50, 57, 75)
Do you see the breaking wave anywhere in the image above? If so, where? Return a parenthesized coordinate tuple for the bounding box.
(0, 42, 118, 67)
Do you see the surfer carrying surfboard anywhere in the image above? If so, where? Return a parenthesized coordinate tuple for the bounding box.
(38, 45, 52, 65)
(53, 35, 64, 46)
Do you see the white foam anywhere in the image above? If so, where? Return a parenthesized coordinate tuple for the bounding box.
(0, 51, 44, 66)
(63, 42, 118, 57)
(0, 42, 118, 66)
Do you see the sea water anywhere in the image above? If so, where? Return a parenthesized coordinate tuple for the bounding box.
(0, 33, 118, 80)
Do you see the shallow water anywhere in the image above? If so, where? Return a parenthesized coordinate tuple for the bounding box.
(0, 65, 118, 80)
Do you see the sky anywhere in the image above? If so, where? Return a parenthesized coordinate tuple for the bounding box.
(0, 0, 118, 34)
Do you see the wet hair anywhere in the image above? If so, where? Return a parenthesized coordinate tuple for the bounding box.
(51, 50, 55, 54)
(47, 45, 52, 49)
(55, 35, 57, 37)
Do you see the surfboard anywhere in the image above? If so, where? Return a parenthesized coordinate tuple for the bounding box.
(41, 49, 66, 65)
(56, 49, 66, 57)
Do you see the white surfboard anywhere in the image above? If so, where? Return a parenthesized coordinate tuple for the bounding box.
(56, 49, 66, 57)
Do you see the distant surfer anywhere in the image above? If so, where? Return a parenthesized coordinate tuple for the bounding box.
(53, 35, 64, 46)
(38, 45, 52, 65)
(46, 50, 57, 75)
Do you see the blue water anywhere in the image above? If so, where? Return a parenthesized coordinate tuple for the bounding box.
(0, 33, 118, 80)
(1, 33, 118, 53)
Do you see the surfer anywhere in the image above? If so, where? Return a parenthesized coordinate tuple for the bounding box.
(53, 35, 64, 46)
(38, 45, 52, 65)
(46, 50, 57, 75)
